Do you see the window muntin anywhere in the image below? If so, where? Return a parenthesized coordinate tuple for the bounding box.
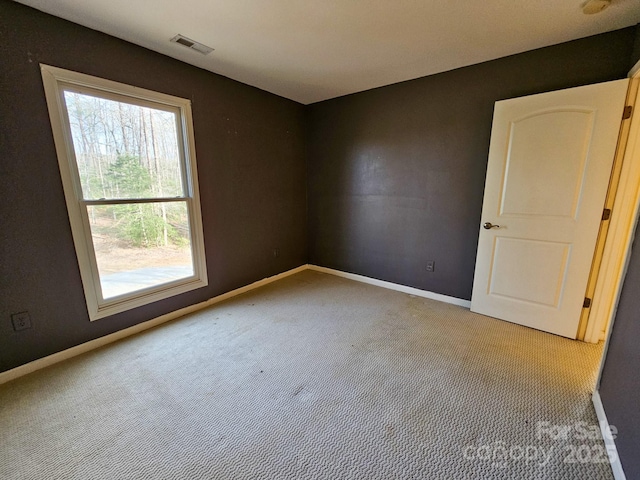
(41, 65, 207, 320)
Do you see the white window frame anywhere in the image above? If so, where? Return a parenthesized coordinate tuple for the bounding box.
(40, 64, 208, 321)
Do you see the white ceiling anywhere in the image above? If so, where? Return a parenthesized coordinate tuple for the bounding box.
(16, 0, 640, 104)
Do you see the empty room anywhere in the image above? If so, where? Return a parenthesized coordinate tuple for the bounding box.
(2, 1, 640, 478)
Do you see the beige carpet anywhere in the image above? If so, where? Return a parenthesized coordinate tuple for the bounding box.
(0, 270, 612, 479)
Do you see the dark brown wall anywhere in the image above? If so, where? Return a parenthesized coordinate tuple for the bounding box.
(306, 28, 636, 300)
(0, 0, 307, 372)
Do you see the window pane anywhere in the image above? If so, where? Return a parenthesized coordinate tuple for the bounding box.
(87, 202, 194, 299)
(64, 91, 184, 200)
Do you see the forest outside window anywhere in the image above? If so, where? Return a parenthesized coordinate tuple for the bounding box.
(41, 65, 207, 320)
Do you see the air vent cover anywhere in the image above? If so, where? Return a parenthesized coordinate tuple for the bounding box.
(170, 34, 214, 55)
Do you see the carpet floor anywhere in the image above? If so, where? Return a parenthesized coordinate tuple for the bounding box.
(0, 270, 612, 479)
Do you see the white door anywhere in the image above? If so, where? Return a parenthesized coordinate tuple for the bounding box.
(470, 80, 629, 338)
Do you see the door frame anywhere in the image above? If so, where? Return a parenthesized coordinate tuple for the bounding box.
(586, 61, 640, 347)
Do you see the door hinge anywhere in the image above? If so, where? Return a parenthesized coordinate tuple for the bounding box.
(583, 297, 592, 308)
(602, 208, 611, 221)
(623, 105, 633, 120)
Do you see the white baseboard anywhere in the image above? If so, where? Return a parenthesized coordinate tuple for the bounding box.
(592, 390, 626, 480)
(0, 265, 308, 386)
(1, 263, 470, 385)
(307, 265, 472, 308)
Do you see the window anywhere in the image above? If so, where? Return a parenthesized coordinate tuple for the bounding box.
(41, 65, 207, 320)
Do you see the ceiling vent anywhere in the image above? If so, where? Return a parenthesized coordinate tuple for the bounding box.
(170, 34, 214, 55)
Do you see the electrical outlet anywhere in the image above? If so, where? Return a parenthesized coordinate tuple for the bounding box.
(273, 248, 280, 258)
(11, 311, 32, 331)
(426, 261, 435, 272)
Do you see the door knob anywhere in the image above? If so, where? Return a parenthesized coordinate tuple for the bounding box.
(483, 222, 500, 229)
